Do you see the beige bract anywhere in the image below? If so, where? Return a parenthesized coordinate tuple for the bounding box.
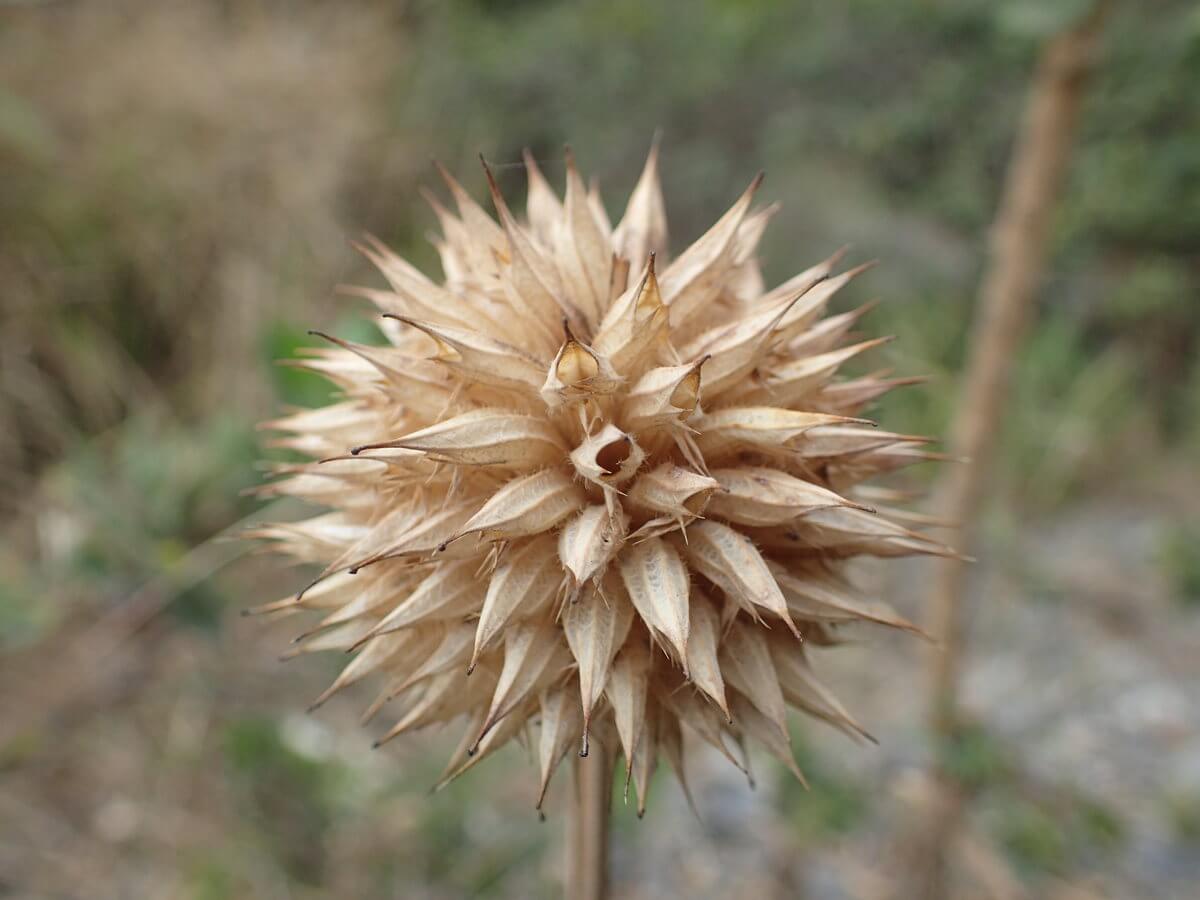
(251, 147, 948, 812)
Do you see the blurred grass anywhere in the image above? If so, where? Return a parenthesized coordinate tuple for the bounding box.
(777, 731, 868, 839)
(1, 0, 1198, 897)
(1158, 520, 1200, 608)
(4, 0, 1195, 516)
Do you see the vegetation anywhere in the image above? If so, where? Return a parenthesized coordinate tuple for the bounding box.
(1, 1, 1196, 898)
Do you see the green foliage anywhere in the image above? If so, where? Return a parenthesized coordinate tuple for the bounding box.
(395, 756, 549, 896)
(0, 86, 56, 161)
(993, 792, 1126, 877)
(391, 0, 1198, 501)
(998, 802, 1070, 874)
(5, 0, 1196, 513)
(262, 322, 341, 410)
(186, 856, 239, 900)
(1074, 798, 1125, 852)
(939, 722, 1012, 791)
(263, 314, 388, 409)
(1164, 791, 1200, 843)
(778, 732, 867, 839)
(0, 412, 262, 650)
(1003, 313, 1141, 508)
(1158, 520, 1200, 608)
(223, 716, 348, 884)
(936, 724, 1128, 880)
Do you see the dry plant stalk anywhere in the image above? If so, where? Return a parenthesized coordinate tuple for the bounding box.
(249, 145, 947, 884)
(914, 5, 1112, 897)
(566, 743, 613, 900)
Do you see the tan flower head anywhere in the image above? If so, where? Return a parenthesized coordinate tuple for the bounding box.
(250, 145, 949, 813)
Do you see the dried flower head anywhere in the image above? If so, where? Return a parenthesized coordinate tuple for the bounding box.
(250, 145, 948, 812)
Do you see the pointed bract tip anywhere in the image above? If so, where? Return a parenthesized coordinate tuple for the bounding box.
(827, 244, 852, 267)
(418, 185, 451, 218)
(296, 576, 322, 602)
(845, 259, 881, 278)
(479, 155, 506, 207)
(431, 157, 458, 189)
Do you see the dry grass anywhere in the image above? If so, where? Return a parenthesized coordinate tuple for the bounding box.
(0, 0, 401, 504)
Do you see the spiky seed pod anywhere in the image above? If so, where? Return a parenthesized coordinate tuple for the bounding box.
(250, 145, 950, 811)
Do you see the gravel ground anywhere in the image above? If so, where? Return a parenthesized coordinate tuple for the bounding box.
(3, 497, 1197, 899)
(611, 497, 1200, 900)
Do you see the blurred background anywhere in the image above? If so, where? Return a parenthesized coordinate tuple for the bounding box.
(1, 0, 1198, 897)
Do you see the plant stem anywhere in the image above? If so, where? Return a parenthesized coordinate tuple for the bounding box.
(911, 4, 1111, 897)
(565, 740, 612, 900)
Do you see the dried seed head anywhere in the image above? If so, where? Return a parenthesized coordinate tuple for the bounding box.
(253, 146, 946, 810)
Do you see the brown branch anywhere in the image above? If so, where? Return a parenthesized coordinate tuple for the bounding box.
(908, 4, 1113, 897)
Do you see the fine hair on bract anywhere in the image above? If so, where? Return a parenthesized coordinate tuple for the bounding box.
(249, 143, 951, 814)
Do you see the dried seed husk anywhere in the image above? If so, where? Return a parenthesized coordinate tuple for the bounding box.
(606, 629, 652, 784)
(563, 583, 634, 754)
(386, 315, 546, 396)
(471, 535, 561, 669)
(592, 259, 669, 375)
(693, 406, 863, 459)
(541, 333, 622, 408)
(558, 504, 628, 591)
(617, 537, 691, 669)
(706, 466, 861, 526)
(254, 147, 941, 808)
(570, 424, 646, 488)
(613, 138, 668, 270)
(681, 520, 800, 638)
(621, 359, 706, 431)
(456, 469, 585, 542)
(355, 408, 565, 468)
(537, 682, 583, 808)
(625, 463, 720, 519)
